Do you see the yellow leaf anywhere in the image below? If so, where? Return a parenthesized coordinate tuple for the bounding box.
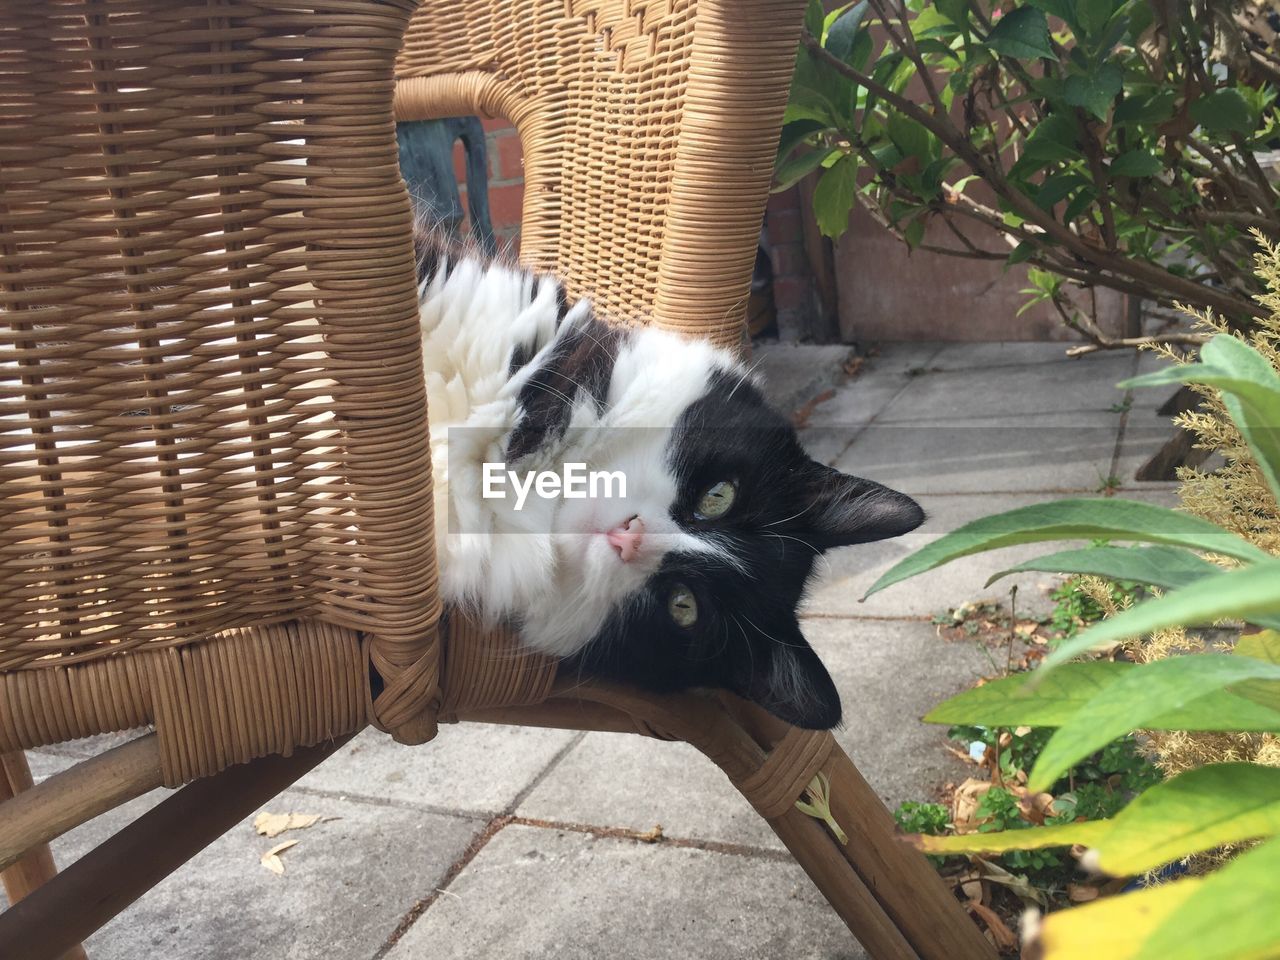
(260, 838, 299, 876)
(913, 818, 1111, 855)
(1035, 877, 1205, 959)
(253, 811, 324, 839)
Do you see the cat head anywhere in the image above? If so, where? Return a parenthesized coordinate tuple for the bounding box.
(539, 329, 923, 730)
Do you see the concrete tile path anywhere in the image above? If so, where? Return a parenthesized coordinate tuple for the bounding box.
(12, 342, 1181, 960)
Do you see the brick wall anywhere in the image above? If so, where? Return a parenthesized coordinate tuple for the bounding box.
(764, 185, 818, 338)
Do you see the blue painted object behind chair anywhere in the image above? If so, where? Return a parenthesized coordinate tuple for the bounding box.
(396, 117, 496, 255)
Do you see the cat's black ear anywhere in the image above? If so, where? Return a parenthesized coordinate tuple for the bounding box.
(801, 462, 924, 549)
(730, 618, 842, 729)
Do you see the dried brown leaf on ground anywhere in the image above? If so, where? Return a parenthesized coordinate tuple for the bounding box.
(974, 857, 1048, 908)
(260, 839, 299, 876)
(952, 778, 994, 835)
(253, 811, 325, 838)
(790, 389, 835, 429)
(1067, 883, 1100, 903)
(966, 900, 1019, 951)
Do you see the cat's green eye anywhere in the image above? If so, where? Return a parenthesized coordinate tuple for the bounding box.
(694, 480, 736, 520)
(668, 584, 698, 627)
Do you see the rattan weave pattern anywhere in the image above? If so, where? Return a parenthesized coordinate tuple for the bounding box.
(395, 0, 801, 350)
(0, 0, 807, 786)
(1, 0, 439, 780)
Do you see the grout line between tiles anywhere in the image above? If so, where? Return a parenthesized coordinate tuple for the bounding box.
(506, 730, 587, 815)
(369, 731, 590, 957)
(822, 344, 949, 467)
(371, 813, 514, 960)
(1107, 349, 1143, 488)
(503, 815, 795, 863)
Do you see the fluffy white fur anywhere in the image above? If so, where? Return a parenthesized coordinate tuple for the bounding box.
(420, 256, 741, 657)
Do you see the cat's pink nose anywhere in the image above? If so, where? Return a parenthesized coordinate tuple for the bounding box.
(606, 515, 645, 562)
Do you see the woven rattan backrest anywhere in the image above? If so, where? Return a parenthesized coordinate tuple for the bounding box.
(1, 0, 441, 774)
(395, 0, 806, 350)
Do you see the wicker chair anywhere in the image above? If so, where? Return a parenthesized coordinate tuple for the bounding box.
(0, 3, 996, 958)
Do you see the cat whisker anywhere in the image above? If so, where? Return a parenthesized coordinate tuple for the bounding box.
(724, 356, 764, 403)
(738, 611, 806, 649)
(763, 501, 818, 528)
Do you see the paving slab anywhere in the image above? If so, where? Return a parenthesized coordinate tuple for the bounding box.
(384, 824, 865, 960)
(518, 732, 785, 851)
(294, 723, 578, 816)
(753, 342, 858, 418)
(927, 341, 1098, 371)
(856, 342, 948, 376)
(833, 412, 1124, 496)
(805, 618, 996, 808)
(4, 786, 481, 960)
(1112, 349, 1191, 489)
(868, 350, 1135, 421)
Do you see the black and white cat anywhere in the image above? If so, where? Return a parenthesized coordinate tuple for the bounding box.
(418, 229, 923, 729)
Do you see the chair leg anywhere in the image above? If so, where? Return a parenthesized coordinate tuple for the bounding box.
(717, 698, 997, 960)
(0, 736, 352, 960)
(0, 753, 88, 960)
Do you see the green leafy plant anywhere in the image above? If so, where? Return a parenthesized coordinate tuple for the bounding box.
(1048, 564, 1140, 643)
(894, 799, 952, 835)
(866, 331, 1280, 958)
(783, 0, 1280, 350)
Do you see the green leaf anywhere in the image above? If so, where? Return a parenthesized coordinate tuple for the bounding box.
(886, 111, 934, 161)
(1131, 836, 1280, 960)
(985, 544, 1220, 592)
(1042, 559, 1280, 668)
(1035, 172, 1089, 210)
(1064, 62, 1123, 120)
(918, 763, 1280, 876)
(1122, 335, 1280, 501)
(1233, 631, 1280, 712)
(813, 153, 859, 239)
(1075, 0, 1114, 37)
(1238, 630, 1280, 664)
(1006, 239, 1035, 265)
(1089, 763, 1280, 875)
(1061, 186, 1097, 223)
(826, 1, 869, 64)
(863, 498, 1272, 599)
(984, 7, 1053, 60)
(804, 0, 824, 39)
(903, 217, 926, 250)
(1026, 0, 1078, 30)
(936, 0, 969, 28)
(1110, 149, 1162, 177)
(1189, 88, 1256, 137)
(915, 818, 1109, 857)
(774, 146, 837, 193)
(925, 660, 1280, 732)
(1027, 654, 1280, 791)
(776, 119, 828, 171)
(1010, 113, 1082, 177)
(1114, 89, 1176, 125)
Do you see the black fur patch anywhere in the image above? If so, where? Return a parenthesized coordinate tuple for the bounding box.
(506, 312, 620, 463)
